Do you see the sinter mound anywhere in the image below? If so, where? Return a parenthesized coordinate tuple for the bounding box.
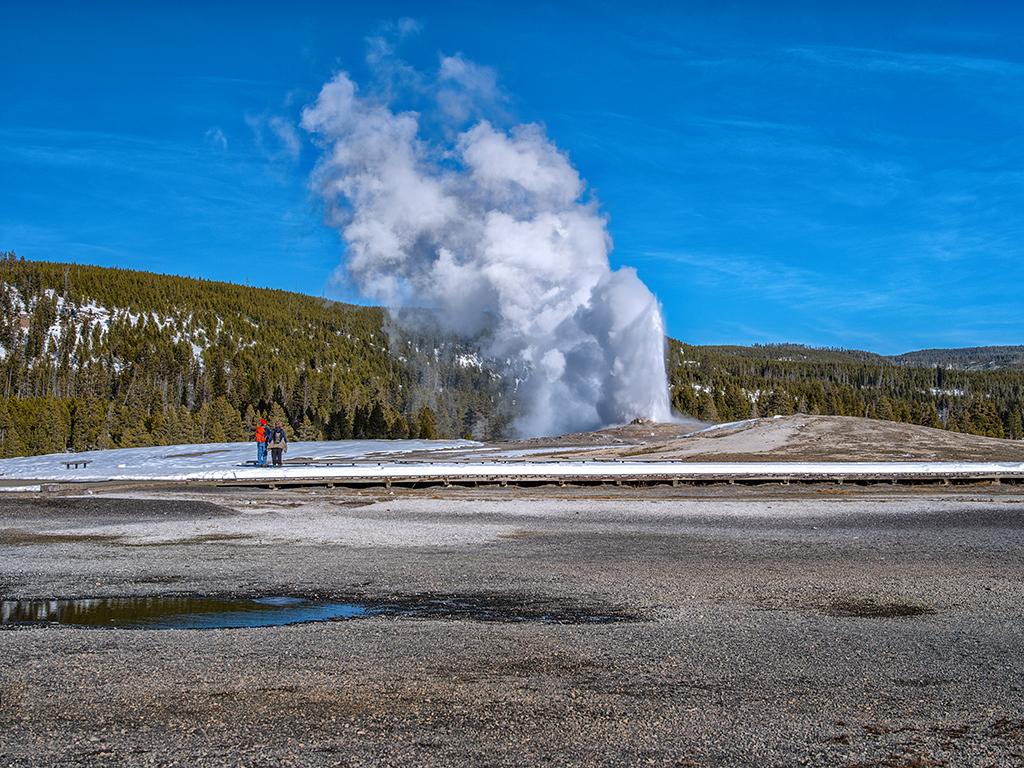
(470, 414, 1024, 463)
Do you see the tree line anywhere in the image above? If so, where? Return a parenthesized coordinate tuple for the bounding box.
(0, 254, 1021, 458)
(668, 341, 1024, 440)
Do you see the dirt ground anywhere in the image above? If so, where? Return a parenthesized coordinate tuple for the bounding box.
(1, 485, 1022, 767)
(431, 415, 1024, 463)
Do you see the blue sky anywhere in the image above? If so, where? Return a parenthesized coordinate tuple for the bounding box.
(2, 1, 1022, 354)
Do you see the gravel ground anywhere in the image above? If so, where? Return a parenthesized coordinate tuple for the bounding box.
(1, 487, 1023, 767)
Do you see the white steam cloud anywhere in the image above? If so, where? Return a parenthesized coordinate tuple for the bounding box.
(301, 60, 671, 437)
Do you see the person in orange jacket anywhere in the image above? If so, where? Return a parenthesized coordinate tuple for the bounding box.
(254, 418, 269, 467)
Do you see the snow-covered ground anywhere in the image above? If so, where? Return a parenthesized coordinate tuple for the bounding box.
(0, 439, 476, 482)
(0, 439, 1022, 484)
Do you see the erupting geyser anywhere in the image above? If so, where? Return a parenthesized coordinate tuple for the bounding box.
(302, 63, 672, 437)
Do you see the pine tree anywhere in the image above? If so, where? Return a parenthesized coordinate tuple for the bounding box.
(765, 389, 792, 417)
(416, 406, 438, 440)
(461, 407, 477, 439)
(149, 408, 169, 445)
(367, 402, 388, 438)
(946, 412, 963, 434)
(268, 401, 289, 431)
(96, 403, 116, 449)
(351, 405, 367, 439)
(698, 393, 719, 423)
(210, 396, 244, 441)
(243, 404, 258, 435)
(326, 406, 352, 440)
(0, 400, 27, 458)
(174, 405, 198, 444)
(195, 402, 212, 442)
(1008, 408, 1024, 440)
(967, 398, 1004, 438)
(208, 419, 228, 443)
(875, 397, 896, 423)
(118, 403, 152, 448)
(298, 414, 320, 441)
(723, 384, 747, 421)
(387, 414, 410, 439)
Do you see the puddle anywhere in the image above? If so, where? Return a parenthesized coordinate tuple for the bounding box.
(0, 594, 640, 630)
(0, 596, 366, 630)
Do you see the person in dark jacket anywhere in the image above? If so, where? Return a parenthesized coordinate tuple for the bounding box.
(268, 421, 288, 467)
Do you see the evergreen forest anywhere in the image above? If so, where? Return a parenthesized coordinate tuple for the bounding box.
(1, 253, 1021, 458)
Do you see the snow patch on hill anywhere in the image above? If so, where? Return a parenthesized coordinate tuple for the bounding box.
(4, 287, 217, 367)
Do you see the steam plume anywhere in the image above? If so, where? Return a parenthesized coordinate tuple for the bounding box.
(302, 62, 671, 437)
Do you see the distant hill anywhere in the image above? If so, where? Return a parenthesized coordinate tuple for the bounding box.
(1, 253, 1021, 457)
(688, 342, 1024, 371)
(892, 346, 1024, 372)
(689, 343, 886, 366)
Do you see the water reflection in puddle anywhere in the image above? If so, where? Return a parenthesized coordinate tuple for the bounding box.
(1, 594, 641, 629)
(0, 596, 366, 629)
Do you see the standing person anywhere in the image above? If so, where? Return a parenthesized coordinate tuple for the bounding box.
(254, 417, 269, 467)
(269, 420, 288, 467)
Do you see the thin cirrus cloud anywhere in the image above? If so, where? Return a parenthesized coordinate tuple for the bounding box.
(641, 249, 918, 314)
(646, 245, 1022, 349)
(786, 45, 1024, 77)
(641, 249, 1010, 352)
(205, 126, 228, 150)
(0, 124, 297, 218)
(0, 126, 205, 173)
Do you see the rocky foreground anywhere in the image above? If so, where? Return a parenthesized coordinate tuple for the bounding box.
(0, 485, 1022, 766)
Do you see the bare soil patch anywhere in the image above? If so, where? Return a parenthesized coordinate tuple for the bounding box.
(828, 598, 938, 618)
(494, 415, 1024, 463)
(0, 528, 120, 546)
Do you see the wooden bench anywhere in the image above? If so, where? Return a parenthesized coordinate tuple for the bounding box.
(63, 459, 93, 470)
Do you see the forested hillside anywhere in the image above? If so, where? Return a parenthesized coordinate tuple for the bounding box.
(1, 254, 1021, 458)
(668, 341, 1023, 440)
(0, 254, 506, 457)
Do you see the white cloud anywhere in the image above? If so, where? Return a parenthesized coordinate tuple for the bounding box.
(364, 17, 425, 98)
(268, 116, 300, 159)
(437, 54, 503, 123)
(245, 114, 301, 162)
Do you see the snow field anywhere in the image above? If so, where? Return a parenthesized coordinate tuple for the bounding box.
(0, 439, 1022, 483)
